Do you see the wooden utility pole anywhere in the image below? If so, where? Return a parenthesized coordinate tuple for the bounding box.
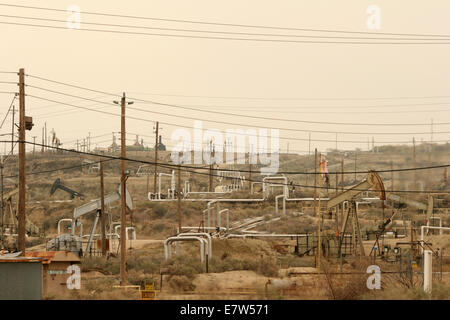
(32, 136, 36, 156)
(178, 164, 182, 232)
(153, 121, 159, 195)
(209, 140, 214, 192)
(44, 122, 47, 153)
(313, 149, 317, 217)
(41, 127, 44, 153)
(390, 160, 394, 206)
(11, 104, 14, 155)
(335, 161, 339, 233)
(354, 151, 357, 182)
(18, 68, 26, 255)
(413, 137, 416, 189)
(341, 158, 344, 230)
(115, 92, 133, 285)
(317, 152, 322, 274)
(100, 161, 106, 257)
(308, 133, 311, 155)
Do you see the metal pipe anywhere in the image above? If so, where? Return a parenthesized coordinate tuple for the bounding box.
(420, 226, 450, 253)
(424, 250, 432, 294)
(207, 200, 218, 229)
(178, 232, 212, 258)
(217, 209, 229, 230)
(164, 236, 206, 262)
(57, 218, 73, 236)
(275, 195, 286, 215)
(426, 217, 443, 235)
(180, 226, 227, 231)
(125, 227, 136, 240)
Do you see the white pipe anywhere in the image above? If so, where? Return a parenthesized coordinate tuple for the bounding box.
(217, 209, 230, 230)
(58, 218, 73, 236)
(227, 233, 309, 238)
(164, 236, 206, 262)
(275, 195, 286, 215)
(262, 176, 288, 199)
(125, 227, 136, 240)
(420, 226, 450, 253)
(251, 182, 263, 195)
(424, 250, 432, 294)
(181, 226, 227, 231)
(207, 200, 218, 229)
(426, 217, 443, 235)
(158, 172, 174, 200)
(74, 220, 83, 238)
(178, 232, 212, 258)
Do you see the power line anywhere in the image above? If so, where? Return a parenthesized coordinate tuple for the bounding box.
(131, 99, 450, 111)
(25, 75, 450, 126)
(24, 84, 450, 136)
(2, 21, 450, 44)
(127, 96, 450, 128)
(2, 14, 450, 42)
(6, 140, 449, 194)
(4, 157, 117, 179)
(25, 93, 450, 144)
(23, 85, 450, 135)
(127, 91, 450, 101)
(0, 94, 16, 129)
(1, 3, 450, 39)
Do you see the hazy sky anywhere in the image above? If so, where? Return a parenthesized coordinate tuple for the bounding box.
(0, 0, 449, 155)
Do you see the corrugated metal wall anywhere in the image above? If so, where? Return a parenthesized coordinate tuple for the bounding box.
(0, 262, 42, 300)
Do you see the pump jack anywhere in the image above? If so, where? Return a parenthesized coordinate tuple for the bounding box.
(50, 178, 84, 199)
(326, 171, 386, 257)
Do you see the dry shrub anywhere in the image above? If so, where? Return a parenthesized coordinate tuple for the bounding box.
(168, 275, 196, 292)
(81, 256, 120, 275)
(257, 259, 279, 277)
(360, 282, 450, 300)
(162, 253, 204, 276)
(322, 258, 373, 300)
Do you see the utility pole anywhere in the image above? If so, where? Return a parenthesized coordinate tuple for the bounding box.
(153, 122, 159, 195)
(18, 68, 26, 255)
(11, 104, 14, 155)
(41, 127, 44, 153)
(390, 161, 394, 207)
(335, 160, 338, 233)
(178, 164, 182, 232)
(335, 133, 337, 151)
(88, 132, 91, 152)
(209, 140, 214, 192)
(354, 151, 357, 182)
(44, 122, 47, 153)
(413, 137, 416, 189)
(114, 92, 133, 285)
(32, 136, 36, 156)
(308, 133, 311, 156)
(100, 161, 106, 257)
(341, 158, 344, 233)
(314, 148, 317, 217)
(248, 144, 253, 190)
(1, 156, 4, 252)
